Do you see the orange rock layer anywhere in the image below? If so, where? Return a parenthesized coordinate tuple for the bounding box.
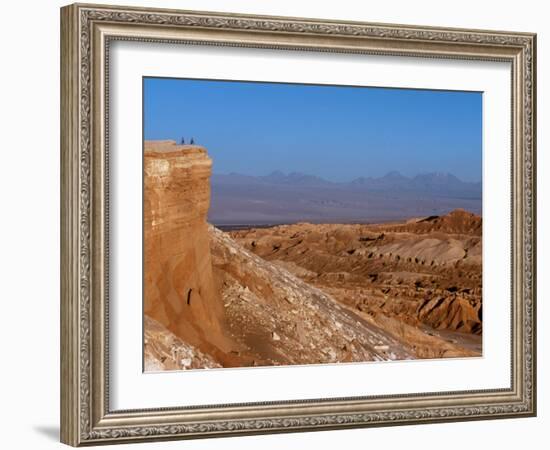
(144, 140, 233, 361)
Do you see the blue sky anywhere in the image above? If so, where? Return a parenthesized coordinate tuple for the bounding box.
(144, 78, 482, 182)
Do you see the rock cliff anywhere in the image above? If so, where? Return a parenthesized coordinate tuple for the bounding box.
(210, 226, 417, 365)
(144, 141, 233, 362)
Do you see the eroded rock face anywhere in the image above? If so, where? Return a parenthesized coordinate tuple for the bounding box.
(144, 141, 233, 361)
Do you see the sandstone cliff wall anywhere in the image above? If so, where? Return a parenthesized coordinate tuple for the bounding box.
(144, 140, 232, 360)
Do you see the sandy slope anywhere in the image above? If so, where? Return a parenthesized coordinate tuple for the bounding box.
(209, 226, 417, 366)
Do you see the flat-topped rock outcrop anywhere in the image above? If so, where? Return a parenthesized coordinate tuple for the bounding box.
(144, 140, 233, 362)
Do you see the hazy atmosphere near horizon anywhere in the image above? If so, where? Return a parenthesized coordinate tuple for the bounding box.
(144, 77, 482, 183)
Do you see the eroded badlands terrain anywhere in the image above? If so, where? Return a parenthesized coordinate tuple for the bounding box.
(143, 141, 482, 371)
(228, 210, 482, 360)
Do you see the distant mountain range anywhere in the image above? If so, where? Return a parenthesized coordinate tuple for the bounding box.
(212, 170, 481, 199)
(349, 171, 481, 198)
(208, 170, 482, 226)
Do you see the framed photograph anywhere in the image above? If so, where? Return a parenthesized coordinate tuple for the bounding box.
(60, 3, 536, 446)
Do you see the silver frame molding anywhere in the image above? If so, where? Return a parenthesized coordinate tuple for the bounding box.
(60, 3, 536, 446)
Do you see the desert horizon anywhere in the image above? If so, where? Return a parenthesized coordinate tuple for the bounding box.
(208, 166, 481, 227)
(143, 140, 482, 371)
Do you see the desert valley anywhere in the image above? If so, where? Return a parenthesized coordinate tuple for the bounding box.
(143, 141, 482, 371)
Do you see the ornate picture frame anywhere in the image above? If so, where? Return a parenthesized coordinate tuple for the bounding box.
(60, 3, 536, 446)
